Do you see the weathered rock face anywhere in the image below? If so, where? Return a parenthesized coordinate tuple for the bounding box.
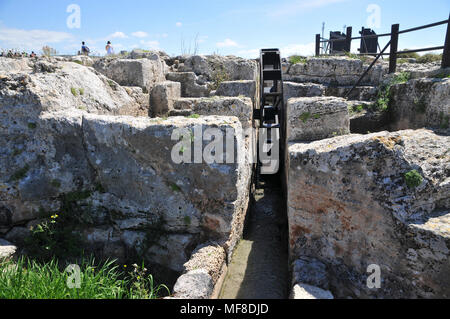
(93, 58, 166, 92)
(172, 97, 253, 129)
(287, 129, 450, 298)
(285, 57, 364, 86)
(166, 72, 210, 98)
(347, 101, 389, 134)
(180, 55, 258, 81)
(70, 55, 94, 67)
(0, 238, 17, 260)
(150, 81, 181, 116)
(324, 85, 377, 101)
(283, 82, 325, 101)
(1, 112, 252, 272)
(0, 58, 32, 74)
(215, 80, 257, 104)
(0, 59, 252, 273)
(390, 78, 450, 130)
(0, 61, 142, 115)
(172, 243, 226, 299)
(286, 97, 350, 142)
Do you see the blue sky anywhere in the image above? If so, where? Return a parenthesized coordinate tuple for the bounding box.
(0, 0, 448, 57)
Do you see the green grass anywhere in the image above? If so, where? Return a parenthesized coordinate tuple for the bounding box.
(289, 55, 307, 64)
(0, 257, 169, 299)
(187, 114, 200, 119)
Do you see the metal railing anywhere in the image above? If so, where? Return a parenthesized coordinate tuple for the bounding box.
(315, 14, 450, 73)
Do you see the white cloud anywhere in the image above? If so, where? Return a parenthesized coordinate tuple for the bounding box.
(161, 33, 169, 38)
(176, 22, 182, 27)
(237, 49, 260, 58)
(131, 31, 148, 38)
(217, 38, 239, 48)
(280, 42, 316, 57)
(139, 40, 160, 49)
(0, 27, 74, 51)
(269, 0, 348, 17)
(108, 31, 128, 39)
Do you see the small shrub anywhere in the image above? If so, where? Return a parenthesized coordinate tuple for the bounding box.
(289, 55, 307, 64)
(188, 114, 200, 119)
(208, 67, 230, 91)
(349, 104, 364, 114)
(416, 53, 442, 64)
(397, 50, 420, 59)
(404, 170, 423, 189)
(41, 46, 57, 57)
(79, 88, 84, 95)
(27, 123, 37, 129)
(374, 72, 410, 112)
(71, 87, 78, 97)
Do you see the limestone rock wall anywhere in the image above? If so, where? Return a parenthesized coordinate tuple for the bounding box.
(0, 59, 252, 274)
(286, 129, 450, 298)
(390, 78, 450, 130)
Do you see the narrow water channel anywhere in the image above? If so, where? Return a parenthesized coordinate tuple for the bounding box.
(219, 175, 289, 299)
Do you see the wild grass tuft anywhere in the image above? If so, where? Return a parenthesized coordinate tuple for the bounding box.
(0, 257, 169, 299)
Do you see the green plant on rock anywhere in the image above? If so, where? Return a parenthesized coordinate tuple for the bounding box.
(374, 72, 411, 112)
(289, 55, 307, 64)
(71, 87, 78, 97)
(79, 88, 84, 95)
(127, 263, 170, 299)
(209, 67, 230, 91)
(404, 170, 423, 189)
(299, 112, 311, 123)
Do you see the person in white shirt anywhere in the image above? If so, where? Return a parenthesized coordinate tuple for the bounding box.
(106, 41, 114, 56)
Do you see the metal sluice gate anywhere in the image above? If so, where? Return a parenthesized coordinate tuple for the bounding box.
(254, 49, 284, 175)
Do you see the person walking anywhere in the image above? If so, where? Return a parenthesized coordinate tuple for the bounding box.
(81, 42, 90, 56)
(105, 41, 114, 56)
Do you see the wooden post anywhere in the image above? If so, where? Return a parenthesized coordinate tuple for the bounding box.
(442, 14, 450, 68)
(389, 24, 400, 74)
(345, 26, 353, 52)
(316, 34, 321, 56)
